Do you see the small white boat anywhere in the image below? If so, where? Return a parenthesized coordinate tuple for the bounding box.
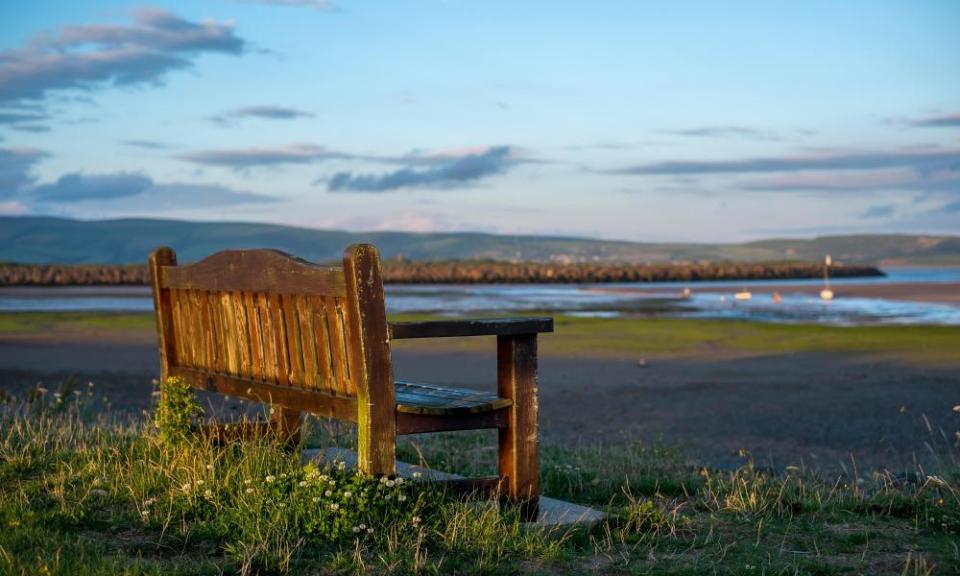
(821, 254, 834, 301)
(734, 290, 752, 301)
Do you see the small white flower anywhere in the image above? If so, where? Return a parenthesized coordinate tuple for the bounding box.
(366, 527, 374, 534)
(280, 473, 288, 479)
(203, 489, 213, 499)
(330, 503, 339, 511)
(412, 472, 422, 479)
(380, 477, 389, 485)
(278, 502, 286, 508)
(144, 498, 157, 506)
(140, 509, 150, 519)
(394, 477, 404, 485)
(411, 516, 421, 526)
(352, 526, 361, 533)
(384, 494, 391, 501)
(265, 475, 276, 483)
(385, 480, 395, 488)
(337, 461, 347, 471)
(181, 483, 192, 493)
(244, 479, 252, 485)
(343, 491, 352, 498)
(195, 479, 205, 486)
(206, 464, 213, 470)
(245, 487, 254, 494)
(299, 481, 308, 488)
(324, 490, 332, 497)
(397, 494, 407, 502)
(311, 496, 320, 503)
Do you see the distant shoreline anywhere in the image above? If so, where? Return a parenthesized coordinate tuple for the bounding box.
(0, 260, 883, 286)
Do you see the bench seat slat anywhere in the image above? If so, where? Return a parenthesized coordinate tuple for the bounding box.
(394, 381, 512, 416)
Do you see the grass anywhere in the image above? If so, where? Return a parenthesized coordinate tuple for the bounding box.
(1, 383, 959, 575)
(3, 310, 958, 364)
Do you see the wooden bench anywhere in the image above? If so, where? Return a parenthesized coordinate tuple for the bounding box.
(148, 244, 552, 519)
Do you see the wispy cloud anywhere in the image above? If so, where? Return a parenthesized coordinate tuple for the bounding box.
(209, 105, 315, 126)
(326, 146, 521, 192)
(29, 172, 153, 202)
(21, 171, 278, 209)
(121, 139, 170, 150)
(739, 168, 960, 194)
(860, 204, 896, 219)
(613, 148, 960, 176)
(660, 125, 783, 141)
(0, 147, 49, 196)
(0, 8, 245, 104)
(908, 113, 960, 128)
(178, 143, 354, 168)
(234, 0, 337, 11)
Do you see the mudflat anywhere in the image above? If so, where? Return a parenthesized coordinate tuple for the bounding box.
(1, 313, 958, 472)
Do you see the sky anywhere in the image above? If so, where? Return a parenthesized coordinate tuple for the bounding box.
(0, 0, 958, 243)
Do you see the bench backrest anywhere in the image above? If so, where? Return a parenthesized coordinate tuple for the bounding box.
(148, 244, 393, 410)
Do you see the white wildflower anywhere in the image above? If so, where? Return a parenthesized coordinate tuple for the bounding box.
(311, 497, 320, 503)
(181, 483, 191, 494)
(343, 491, 352, 499)
(299, 480, 308, 488)
(203, 489, 213, 499)
(337, 461, 347, 471)
(245, 487, 254, 494)
(325, 490, 332, 497)
(397, 494, 407, 502)
(195, 479, 205, 486)
(385, 480, 395, 488)
(366, 527, 374, 534)
(352, 526, 361, 533)
(265, 475, 276, 483)
(412, 472, 422, 479)
(206, 464, 213, 470)
(394, 477, 404, 485)
(411, 516, 421, 526)
(330, 503, 339, 511)
(244, 479, 252, 485)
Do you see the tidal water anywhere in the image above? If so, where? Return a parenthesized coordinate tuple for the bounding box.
(1, 268, 958, 326)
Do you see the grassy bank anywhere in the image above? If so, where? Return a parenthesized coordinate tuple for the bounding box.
(1, 387, 958, 575)
(3, 311, 959, 364)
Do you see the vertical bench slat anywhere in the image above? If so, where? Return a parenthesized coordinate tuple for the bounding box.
(220, 292, 239, 375)
(336, 299, 355, 396)
(284, 294, 305, 387)
(170, 290, 187, 367)
(314, 298, 334, 393)
(230, 292, 250, 377)
(244, 292, 263, 381)
(296, 295, 318, 389)
(255, 293, 272, 381)
(208, 290, 224, 374)
(271, 293, 290, 386)
(325, 296, 348, 396)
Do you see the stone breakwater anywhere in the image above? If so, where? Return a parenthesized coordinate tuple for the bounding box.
(0, 261, 883, 286)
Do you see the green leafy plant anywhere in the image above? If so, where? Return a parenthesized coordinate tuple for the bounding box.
(154, 376, 203, 445)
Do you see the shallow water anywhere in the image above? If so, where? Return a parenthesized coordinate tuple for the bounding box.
(1, 267, 958, 325)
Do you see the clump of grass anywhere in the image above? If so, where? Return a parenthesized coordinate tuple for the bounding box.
(2, 379, 960, 575)
(154, 376, 204, 446)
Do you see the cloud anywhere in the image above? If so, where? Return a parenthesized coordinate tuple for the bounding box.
(861, 204, 896, 219)
(235, 0, 337, 11)
(0, 147, 49, 196)
(121, 139, 170, 150)
(209, 105, 315, 126)
(614, 148, 960, 176)
(909, 113, 960, 128)
(661, 126, 782, 141)
(20, 171, 278, 210)
(0, 8, 245, 104)
(29, 172, 153, 202)
(178, 143, 354, 168)
(326, 146, 519, 192)
(0, 110, 48, 125)
(739, 168, 960, 194)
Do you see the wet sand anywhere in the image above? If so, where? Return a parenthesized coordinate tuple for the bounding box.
(2, 327, 956, 472)
(601, 281, 960, 305)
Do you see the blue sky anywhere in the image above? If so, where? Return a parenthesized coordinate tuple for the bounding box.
(1, 0, 958, 242)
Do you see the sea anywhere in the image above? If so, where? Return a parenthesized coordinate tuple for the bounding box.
(1, 267, 959, 326)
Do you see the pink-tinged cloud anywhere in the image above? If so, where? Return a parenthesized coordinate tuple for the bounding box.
(0, 200, 29, 215)
(0, 8, 245, 103)
(177, 143, 356, 168)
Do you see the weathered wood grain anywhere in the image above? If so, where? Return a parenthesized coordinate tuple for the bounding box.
(343, 244, 396, 476)
(498, 333, 540, 521)
(160, 249, 346, 296)
(148, 247, 177, 380)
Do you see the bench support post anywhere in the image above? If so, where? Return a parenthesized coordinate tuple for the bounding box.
(270, 406, 303, 445)
(497, 333, 540, 521)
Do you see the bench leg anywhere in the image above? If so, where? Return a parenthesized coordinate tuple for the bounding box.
(270, 406, 302, 446)
(497, 334, 540, 522)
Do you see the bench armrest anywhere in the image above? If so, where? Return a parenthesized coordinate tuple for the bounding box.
(388, 317, 553, 340)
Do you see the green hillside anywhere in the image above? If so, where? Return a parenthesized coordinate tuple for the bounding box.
(1, 216, 957, 265)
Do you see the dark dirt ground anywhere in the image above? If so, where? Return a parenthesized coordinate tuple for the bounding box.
(2, 329, 957, 472)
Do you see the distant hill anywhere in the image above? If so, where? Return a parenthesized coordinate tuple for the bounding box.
(1, 216, 958, 265)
